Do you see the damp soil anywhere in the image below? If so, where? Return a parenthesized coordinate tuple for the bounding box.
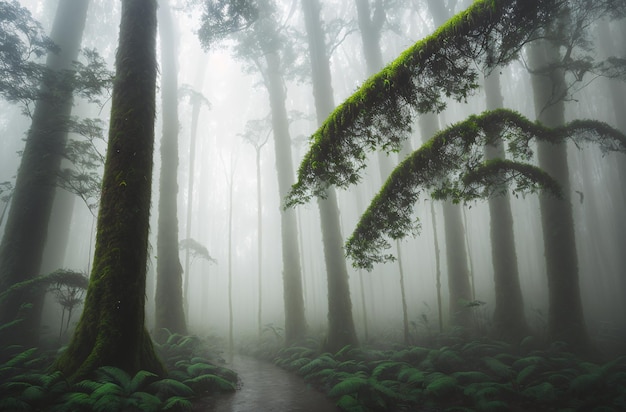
(194, 354, 341, 412)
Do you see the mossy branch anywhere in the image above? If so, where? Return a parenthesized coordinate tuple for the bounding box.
(345, 109, 626, 270)
(285, 0, 564, 207)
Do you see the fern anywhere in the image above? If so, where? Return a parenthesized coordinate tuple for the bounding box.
(336, 394, 366, 412)
(161, 396, 193, 411)
(126, 391, 162, 412)
(452, 371, 492, 385)
(298, 354, 337, 375)
(482, 356, 512, 379)
(0, 396, 30, 412)
(328, 377, 369, 397)
(186, 362, 216, 378)
(183, 373, 236, 393)
(522, 382, 557, 402)
(149, 378, 194, 399)
(424, 376, 458, 398)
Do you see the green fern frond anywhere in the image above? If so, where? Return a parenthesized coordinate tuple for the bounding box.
(127, 391, 162, 412)
(298, 354, 337, 375)
(186, 362, 216, 378)
(398, 367, 425, 385)
(482, 356, 512, 378)
(521, 382, 557, 401)
(5, 348, 38, 368)
(288, 357, 311, 371)
(53, 392, 92, 412)
(334, 345, 355, 359)
(161, 396, 193, 411)
(184, 373, 236, 393)
(328, 377, 368, 397)
(371, 361, 406, 379)
(451, 371, 492, 385)
(336, 394, 367, 412)
(93, 393, 125, 412)
(0, 396, 30, 411)
(424, 376, 458, 398)
(149, 378, 194, 399)
(72, 378, 102, 394)
(302, 367, 336, 383)
(95, 366, 131, 389)
(20, 385, 46, 404)
(129, 370, 158, 393)
(92, 381, 124, 399)
(516, 365, 539, 386)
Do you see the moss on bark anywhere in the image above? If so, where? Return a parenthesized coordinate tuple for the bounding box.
(54, 0, 164, 381)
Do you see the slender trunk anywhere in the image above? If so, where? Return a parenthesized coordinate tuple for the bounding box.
(264, 51, 307, 344)
(0, 0, 90, 347)
(483, 71, 529, 341)
(528, 40, 589, 352)
(55, 0, 164, 381)
(227, 167, 234, 354)
(184, 56, 208, 318)
(419, 113, 474, 332)
(256, 148, 263, 338)
(430, 201, 444, 334)
(301, 0, 358, 352)
(154, 0, 186, 340)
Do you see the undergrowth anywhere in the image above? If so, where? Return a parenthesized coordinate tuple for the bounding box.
(274, 337, 626, 412)
(0, 329, 237, 411)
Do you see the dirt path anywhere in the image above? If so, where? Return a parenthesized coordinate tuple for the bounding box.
(194, 354, 341, 412)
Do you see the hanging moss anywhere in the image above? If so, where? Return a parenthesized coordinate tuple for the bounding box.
(344, 109, 626, 270)
(286, 0, 563, 207)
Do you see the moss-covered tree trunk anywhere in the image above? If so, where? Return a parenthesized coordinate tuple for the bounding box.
(154, 0, 187, 341)
(264, 51, 308, 344)
(301, 0, 358, 353)
(483, 72, 529, 341)
(55, 0, 164, 381)
(0, 0, 89, 347)
(528, 39, 590, 352)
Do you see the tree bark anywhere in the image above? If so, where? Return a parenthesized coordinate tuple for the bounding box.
(154, 0, 187, 341)
(483, 71, 529, 341)
(0, 0, 90, 347)
(301, 0, 358, 352)
(527, 39, 589, 352)
(264, 51, 307, 344)
(55, 0, 164, 381)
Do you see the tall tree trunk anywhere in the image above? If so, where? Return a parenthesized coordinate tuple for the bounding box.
(355, 0, 409, 343)
(418, 113, 474, 331)
(264, 51, 307, 344)
(184, 57, 208, 318)
(527, 40, 589, 352)
(55, 0, 164, 381)
(483, 72, 529, 341)
(423, 0, 474, 334)
(0, 0, 90, 347)
(154, 0, 187, 341)
(301, 0, 358, 352)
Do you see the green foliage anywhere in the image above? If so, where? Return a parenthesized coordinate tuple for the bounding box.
(272, 337, 626, 411)
(196, 0, 259, 49)
(344, 110, 626, 269)
(178, 238, 217, 265)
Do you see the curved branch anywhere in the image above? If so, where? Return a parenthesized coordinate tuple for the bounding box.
(345, 109, 626, 270)
(286, 0, 565, 207)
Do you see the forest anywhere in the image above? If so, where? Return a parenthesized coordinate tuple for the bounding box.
(0, 0, 625, 411)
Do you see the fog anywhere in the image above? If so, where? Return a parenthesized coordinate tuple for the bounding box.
(1, 1, 625, 409)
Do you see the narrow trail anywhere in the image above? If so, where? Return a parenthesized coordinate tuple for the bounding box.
(194, 354, 341, 412)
